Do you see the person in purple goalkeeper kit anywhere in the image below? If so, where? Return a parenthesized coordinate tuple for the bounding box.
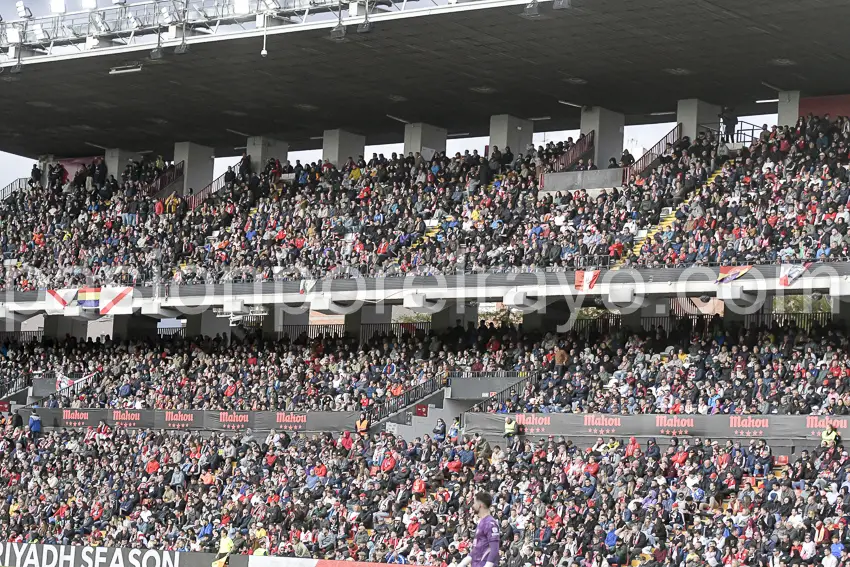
(460, 492, 500, 567)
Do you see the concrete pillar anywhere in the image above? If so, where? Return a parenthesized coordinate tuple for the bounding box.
(247, 136, 289, 174)
(431, 302, 479, 332)
(173, 141, 214, 196)
(344, 304, 393, 341)
(111, 315, 159, 341)
(676, 99, 721, 142)
(522, 300, 572, 332)
(489, 115, 533, 157)
(184, 310, 232, 339)
(621, 310, 642, 332)
(777, 91, 801, 127)
(104, 148, 142, 180)
(43, 316, 89, 341)
(403, 123, 447, 159)
(322, 129, 365, 168)
(580, 106, 624, 168)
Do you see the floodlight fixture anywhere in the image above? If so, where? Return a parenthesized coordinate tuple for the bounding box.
(32, 23, 49, 40)
(233, 0, 250, 15)
(127, 14, 141, 28)
(93, 12, 110, 32)
(15, 1, 32, 18)
(6, 26, 22, 43)
(50, 0, 66, 14)
(81, 0, 98, 10)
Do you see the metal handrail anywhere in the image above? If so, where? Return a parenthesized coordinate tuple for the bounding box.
(0, 372, 30, 401)
(467, 371, 541, 414)
(0, 177, 29, 202)
(138, 161, 185, 199)
(188, 170, 229, 210)
(448, 370, 528, 380)
(700, 122, 760, 145)
(549, 131, 595, 173)
(368, 373, 447, 424)
(623, 123, 682, 183)
(27, 371, 99, 408)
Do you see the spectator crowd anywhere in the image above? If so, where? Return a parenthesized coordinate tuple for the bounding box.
(0, 128, 715, 290)
(1, 393, 849, 567)
(7, 314, 849, 418)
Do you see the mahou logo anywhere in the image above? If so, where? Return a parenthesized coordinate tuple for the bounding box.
(729, 416, 769, 429)
(63, 409, 89, 421)
(655, 416, 694, 435)
(165, 411, 196, 429)
(276, 412, 307, 431)
(219, 412, 249, 430)
(113, 410, 140, 421)
(62, 409, 90, 426)
(807, 416, 848, 436)
(516, 413, 550, 434)
(583, 414, 621, 435)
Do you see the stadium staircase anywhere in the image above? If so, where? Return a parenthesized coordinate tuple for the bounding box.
(0, 177, 29, 202)
(143, 161, 186, 199)
(611, 165, 725, 270)
(188, 170, 228, 210)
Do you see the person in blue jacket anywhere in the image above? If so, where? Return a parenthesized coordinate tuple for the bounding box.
(28, 410, 41, 441)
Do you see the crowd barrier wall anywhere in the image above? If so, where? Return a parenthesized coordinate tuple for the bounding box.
(0, 543, 250, 567)
(464, 412, 846, 441)
(539, 168, 623, 193)
(0, 544, 415, 567)
(35, 408, 358, 433)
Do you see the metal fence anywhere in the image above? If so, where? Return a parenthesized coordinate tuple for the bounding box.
(360, 322, 431, 343)
(275, 324, 347, 341)
(0, 177, 28, 202)
(0, 330, 43, 343)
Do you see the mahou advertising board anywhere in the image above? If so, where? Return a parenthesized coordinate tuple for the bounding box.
(464, 412, 850, 441)
(33, 409, 357, 434)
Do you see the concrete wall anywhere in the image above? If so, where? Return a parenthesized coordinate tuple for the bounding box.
(676, 98, 721, 142)
(447, 376, 524, 400)
(489, 114, 533, 155)
(580, 106, 624, 167)
(173, 141, 214, 196)
(247, 136, 289, 173)
(104, 148, 141, 180)
(390, 391, 477, 441)
(322, 129, 365, 167)
(403, 123, 446, 157)
(778, 90, 801, 127)
(540, 168, 623, 193)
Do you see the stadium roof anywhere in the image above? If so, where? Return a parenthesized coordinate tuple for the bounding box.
(0, 0, 847, 159)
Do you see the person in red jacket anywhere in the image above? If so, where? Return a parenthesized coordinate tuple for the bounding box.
(381, 451, 397, 473)
(624, 436, 640, 458)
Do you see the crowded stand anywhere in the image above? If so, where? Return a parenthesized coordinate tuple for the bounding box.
(0, 130, 715, 290)
(0, 396, 847, 567)
(8, 314, 849, 417)
(467, 317, 850, 416)
(626, 114, 850, 267)
(24, 327, 520, 411)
